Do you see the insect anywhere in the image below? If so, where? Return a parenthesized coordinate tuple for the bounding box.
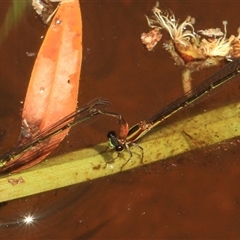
(0, 98, 110, 174)
(107, 58, 240, 170)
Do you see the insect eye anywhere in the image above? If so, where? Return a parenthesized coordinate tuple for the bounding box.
(115, 145, 124, 152)
(107, 131, 117, 139)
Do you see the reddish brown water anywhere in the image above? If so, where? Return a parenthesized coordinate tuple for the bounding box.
(1, 1, 240, 239)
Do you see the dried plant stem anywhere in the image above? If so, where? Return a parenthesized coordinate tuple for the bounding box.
(182, 69, 193, 94)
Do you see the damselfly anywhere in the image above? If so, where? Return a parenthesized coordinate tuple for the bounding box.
(0, 98, 110, 174)
(107, 58, 240, 169)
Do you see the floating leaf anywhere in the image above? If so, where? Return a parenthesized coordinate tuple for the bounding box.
(1, 0, 82, 172)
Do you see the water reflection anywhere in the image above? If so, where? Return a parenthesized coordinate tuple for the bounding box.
(1, 0, 240, 239)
